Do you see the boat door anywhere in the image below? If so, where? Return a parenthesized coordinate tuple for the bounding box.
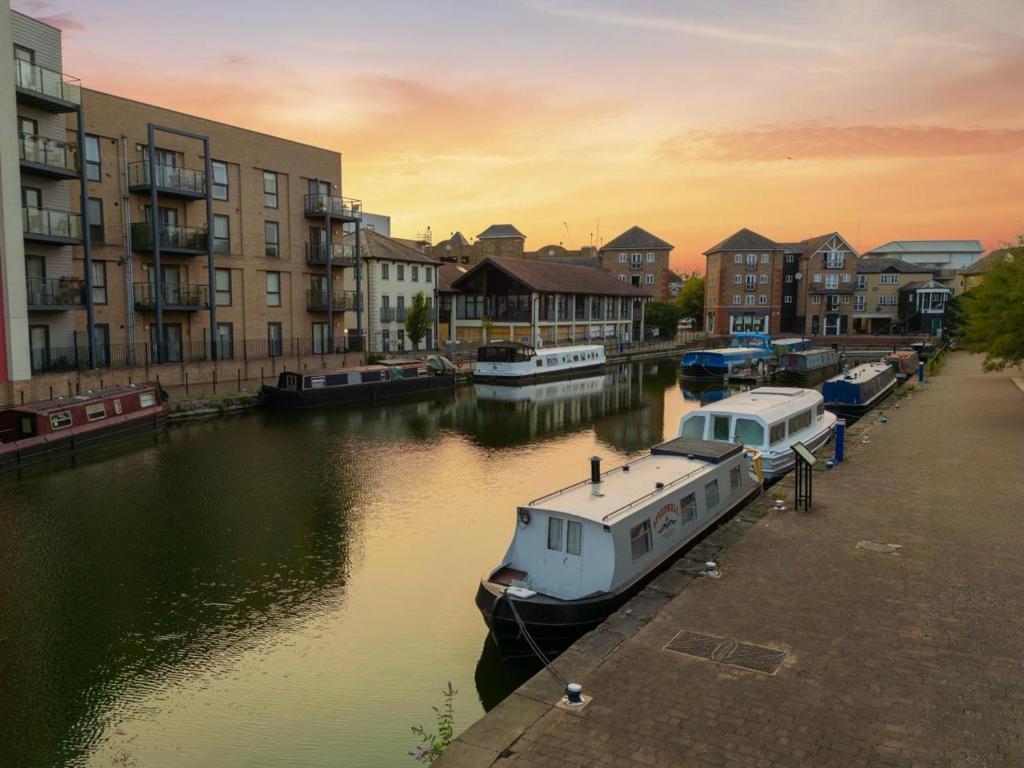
(539, 515, 585, 598)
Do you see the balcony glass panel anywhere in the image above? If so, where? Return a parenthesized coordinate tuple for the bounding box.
(128, 161, 207, 195)
(19, 135, 79, 173)
(13, 58, 81, 104)
(26, 276, 85, 307)
(22, 207, 82, 240)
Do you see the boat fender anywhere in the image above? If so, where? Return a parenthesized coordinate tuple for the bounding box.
(518, 509, 531, 526)
(745, 449, 764, 484)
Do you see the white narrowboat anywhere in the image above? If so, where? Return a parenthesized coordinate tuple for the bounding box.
(477, 439, 762, 658)
(678, 387, 836, 481)
(472, 343, 606, 384)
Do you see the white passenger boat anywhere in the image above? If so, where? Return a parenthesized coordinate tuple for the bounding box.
(678, 387, 836, 481)
(476, 439, 762, 658)
(472, 343, 606, 384)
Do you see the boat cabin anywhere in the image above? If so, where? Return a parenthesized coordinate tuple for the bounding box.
(772, 338, 811, 355)
(729, 332, 773, 351)
(492, 439, 757, 600)
(778, 348, 840, 372)
(883, 349, 919, 377)
(276, 361, 431, 393)
(823, 363, 895, 406)
(0, 384, 165, 444)
(678, 387, 825, 452)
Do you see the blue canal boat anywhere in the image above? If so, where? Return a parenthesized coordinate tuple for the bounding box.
(680, 333, 775, 380)
(822, 362, 897, 417)
(777, 348, 842, 385)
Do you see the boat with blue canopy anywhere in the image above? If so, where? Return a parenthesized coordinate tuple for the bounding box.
(822, 362, 897, 417)
(680, 333, 775, 380)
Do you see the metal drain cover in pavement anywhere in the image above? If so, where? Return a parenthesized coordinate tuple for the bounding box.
(664, 630, 787, 675)
(856, 540, 902, 555)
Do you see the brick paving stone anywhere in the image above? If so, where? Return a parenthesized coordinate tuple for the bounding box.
(442, 354, 1024, 767)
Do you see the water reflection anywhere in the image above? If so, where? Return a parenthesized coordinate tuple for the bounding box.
(680, 379, 749, 405)
(0, 359, 685, 768)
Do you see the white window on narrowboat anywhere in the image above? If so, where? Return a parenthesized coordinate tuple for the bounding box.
(536, 358, 544, 367)
(769, 422, 786, 444)
(50, 411, 73, 430)
(113, 399, 123, 415)
(733, 418, 764, 446)
(788, 409, 812, 433)
(680, 493, 697, 522)
(712, 415, 730, 441)
(139, 392, 156, 408)
(547, 517, 563, 551)
(566, 521, 582, 555)
(680, 415, 705, 439)
(630, 520, 652, 560)
(730, 465, 741, 492)
(86, 403, 106, 421)
(310, 376, 327, 389)
(705, 479, 720, 510)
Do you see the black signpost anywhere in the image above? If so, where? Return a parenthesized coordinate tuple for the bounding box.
(791, 441, 817, 510)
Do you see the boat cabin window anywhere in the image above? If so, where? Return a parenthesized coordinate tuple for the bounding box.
(705, 479, 720, 510)
(139, 392, 156, 408)
(769, 422, 786, 445)
(572, 354, 579, 362)
(50, 411, 73, 430)
(361, 370, 383, 383)
(730, 466, 741, 492)
(712, 415, 730, 441)
(816, 402, 824, 418)
(547, 517, 563, 551)
(680, 415, 705, 440)
(566, 520, 582, 556)
(788, 409, 812, 434)
(479, 345, 533, 363)
(19, 416, 34, 437)
(680, 493, 697, 522)
(630, 520, 652, 561)
(86, 403, 106, 422)
(309, 376, 327, 389)
(113, 399, 123, 415)
(733, 418, 764, 447)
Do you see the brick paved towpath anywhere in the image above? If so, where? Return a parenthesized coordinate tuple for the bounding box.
(441, 352, 1024, 767)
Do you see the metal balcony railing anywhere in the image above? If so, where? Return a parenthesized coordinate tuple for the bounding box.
(304, 194, 362, 220)
(133, 282, 210, 310)
(22, 206, 82, 241)
(25, 276, 85, 308)
(18, 134, 79, 174)
(305, 242, 356, 266)
(13, 58, 81, 107)
(306, 289, 360, 312)
(128, 161, 207, 196)
(131, 222, 208, 252)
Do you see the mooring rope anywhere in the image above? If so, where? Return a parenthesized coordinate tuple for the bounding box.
(503, 593, 569, 686)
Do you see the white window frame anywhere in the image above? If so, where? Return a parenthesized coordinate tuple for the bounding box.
(745, 294, 755, 306)
(758, 294, 768, 305)
(734, 254, 742, 264)
(812, 295, 822, 304)
(734, 275, 742, 284)
(759, 274, 768, 284)
(619, 252, 627, 263)
(732, 294, 741, 305)
(646, 252, 655, 263)
(760, 253, 769, 264)
(645, 274, 654, 284)
(784, 295, 793, 304)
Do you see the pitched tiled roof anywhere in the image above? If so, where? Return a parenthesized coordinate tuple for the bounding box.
(857, 258, 931, 274)
(450, 231, 469, 246)
(962, 247, 1015, 275)
(477, 224, 526, 240)
(437, 262, 470, 293)
(601, 226, 673, 251)
(342, 229, 439, 265)
(703, 228, 779, 254)
(866, 240, 984, 255)
(451, 257, 652, 297)
(798, 233, 837, 256)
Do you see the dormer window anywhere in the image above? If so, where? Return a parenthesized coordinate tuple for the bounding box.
(826, 250, 844, 269)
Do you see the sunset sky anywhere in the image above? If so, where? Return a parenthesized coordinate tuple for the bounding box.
(18, 0, 1024, 272)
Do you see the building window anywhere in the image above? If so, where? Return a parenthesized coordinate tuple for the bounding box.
(213, 214, 230, 254)
(646, 252, 655, 263)
(758, 294, 768, 305)
(425, 266, 433, 283)
(268, 322, 282, 356)
(856, 275, 866, 289)
(14, 44, 34, 63)
(87, 197, 104, 243)
(215, 268, 232, 306)
(891, 275, 900, 285)
(733, 275, 742, 284)
(812, 294, 821, 304)
(733, 294, 741, 305)
(812, 273, 822, 283)
(211, 161, 229, 200)
(745, 274, 756, 290)
(91, 261, 107, 304)
(618, 274, 626, 282)
(854, 295, 865, 311)
(842, 294, 850, 304)
(381, 262, 390, 280)
(619, 252, 627, 263)
(760, 253, 769, 264)
(759, 274, 768, 284)
(397, 328, 405, 346)
(785, 274, 793, 283)
(84, 135, 101, 182)
(786, 254, 794, 263)
(412, 265, 419, 282)
(263, 171, 278, 208)
(266, 271, 281, 307)
(265, 221, 280, 258)
(842, 272, 851, 283)
(645, 274, 654, 284)
(630, 520, 652, 560)
(397, 264, 405, 281)
(745, 295, 755, 306)
(880, 274, 889, 285)
(216, 322, 234, 359)
(784, 295, 793, 304)
(705, 479, 720, 509)
(825, 273, 839, 289)
(826, 250, 844, 268)
(746, 254, 757, 267)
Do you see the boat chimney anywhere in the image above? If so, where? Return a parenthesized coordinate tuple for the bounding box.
(590, 456, 601, 486)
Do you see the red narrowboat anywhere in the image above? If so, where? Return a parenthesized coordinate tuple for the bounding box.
(0, 384, 169, 471)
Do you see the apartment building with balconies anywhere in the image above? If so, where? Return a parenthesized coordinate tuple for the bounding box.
(851, 258, 935, 334)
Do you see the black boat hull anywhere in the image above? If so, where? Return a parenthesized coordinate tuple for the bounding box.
(261, 373, 455, 408)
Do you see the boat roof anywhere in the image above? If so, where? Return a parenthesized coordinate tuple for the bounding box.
(883, 349, 917, 359)
(783, 347, 836, 357)
(301, 361, 426, 376)
(6, 384, 156, 414)
(827, 362, 891, 383)
(773, 337, 809, 345)
(528, 449, 721, 523)
(695, 346, 767, 356)
(683, 387, 821, 418)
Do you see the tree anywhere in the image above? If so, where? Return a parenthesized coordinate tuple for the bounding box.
(481, 316, 494, 344)
(405, 291, 432, 350)
(643, 301, 682, 340)
(674, 273, 705, 330)
(957, 236, 1024, 370)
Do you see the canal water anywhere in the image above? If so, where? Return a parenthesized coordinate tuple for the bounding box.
(0, 361, 741, 768)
